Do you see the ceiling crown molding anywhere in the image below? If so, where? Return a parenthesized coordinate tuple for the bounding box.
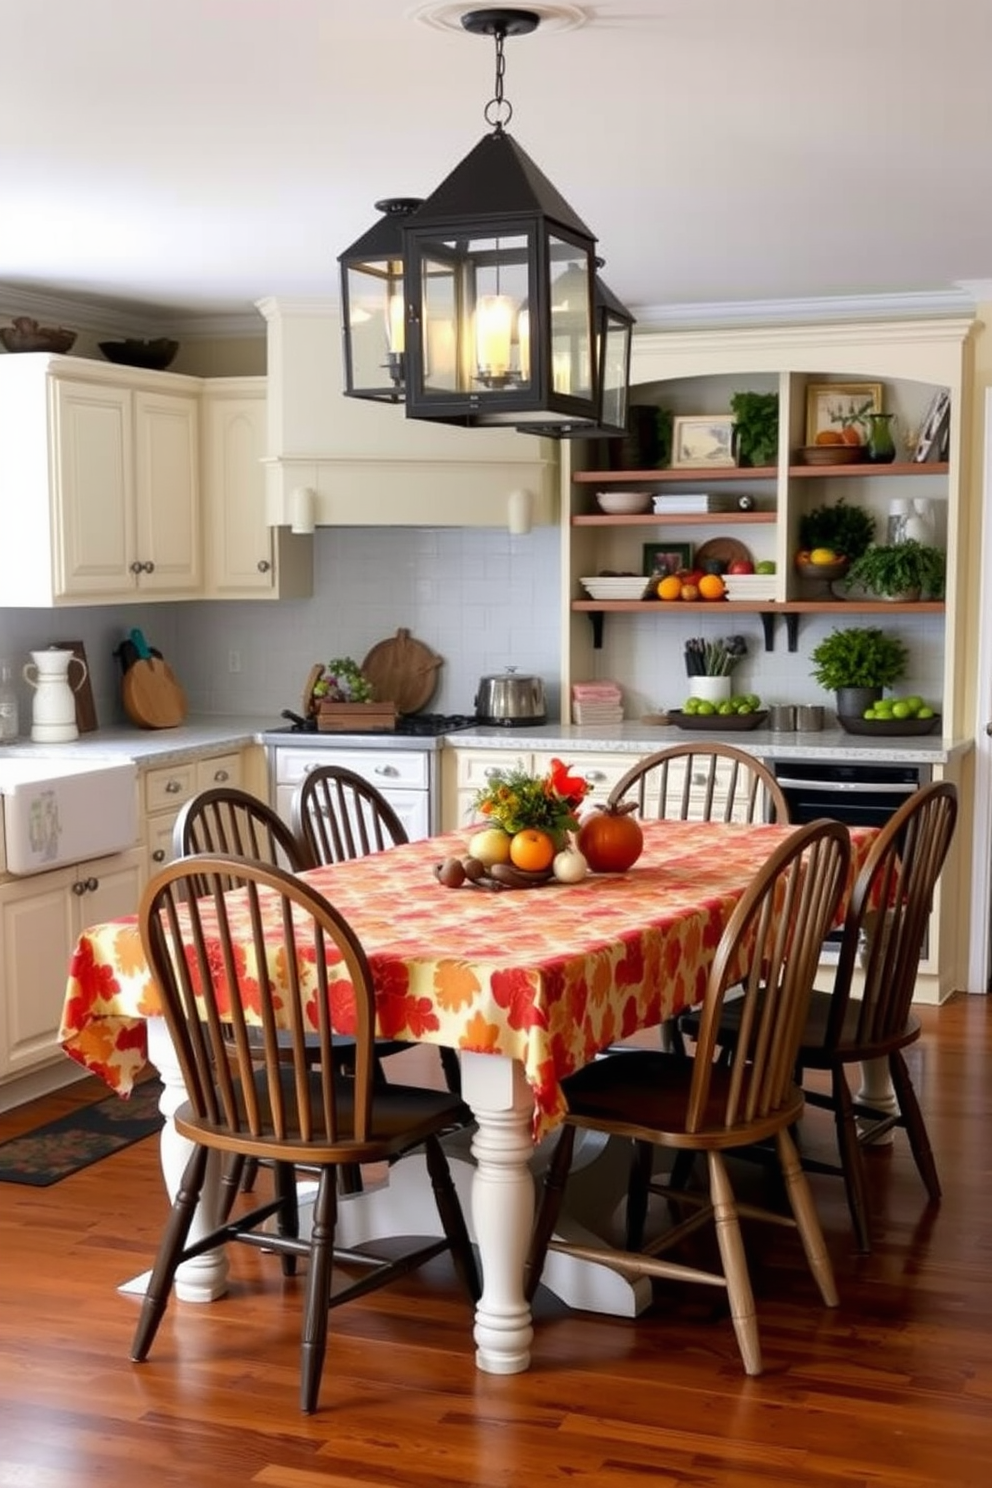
(0, 282, 265, 340)
(632, 288, 978, 333)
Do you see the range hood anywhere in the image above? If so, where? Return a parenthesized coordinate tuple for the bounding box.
(256, 297, 558, 530)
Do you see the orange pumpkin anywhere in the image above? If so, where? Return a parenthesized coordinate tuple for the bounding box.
(576, 804, 644, 873)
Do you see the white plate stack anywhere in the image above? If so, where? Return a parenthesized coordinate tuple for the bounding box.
(723, 572, 778, 602)
(572, 680, 624, 725)
(579, 575, 652, 600)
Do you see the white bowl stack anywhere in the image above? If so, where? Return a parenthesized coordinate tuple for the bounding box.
(595, 490, 652, 515)
(723, 572, 778, 602)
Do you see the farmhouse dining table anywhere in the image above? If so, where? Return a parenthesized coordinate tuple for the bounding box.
(60, 818, 873, 1375)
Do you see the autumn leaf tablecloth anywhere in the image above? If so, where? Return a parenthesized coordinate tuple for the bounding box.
(61, 820, 872, 1139)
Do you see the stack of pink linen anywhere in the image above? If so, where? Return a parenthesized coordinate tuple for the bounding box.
(571, 680, 624, 725)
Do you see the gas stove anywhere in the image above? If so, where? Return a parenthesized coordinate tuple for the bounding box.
(273, 709, 479, 738)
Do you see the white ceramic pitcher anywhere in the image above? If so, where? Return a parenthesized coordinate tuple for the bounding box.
(23, 647, 87, 742)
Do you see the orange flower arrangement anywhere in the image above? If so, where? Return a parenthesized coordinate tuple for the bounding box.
(474, 757, 590, 836)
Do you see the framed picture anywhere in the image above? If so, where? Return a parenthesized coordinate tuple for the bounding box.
(805, 382, 883, 445)
(671, 415, 737, 469)
(913, 388, 951, 463)
(642, 541, 693, 577)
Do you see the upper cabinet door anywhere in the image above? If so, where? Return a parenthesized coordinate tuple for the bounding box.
(52, 379, 135, 597)
(133, 390, 201, 594)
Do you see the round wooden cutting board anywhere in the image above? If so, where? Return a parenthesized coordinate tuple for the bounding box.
(361, 629, 443, 716)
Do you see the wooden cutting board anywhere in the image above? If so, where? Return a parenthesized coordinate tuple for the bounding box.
(361, 629, 443, 716)
(121, 630, 187, 729)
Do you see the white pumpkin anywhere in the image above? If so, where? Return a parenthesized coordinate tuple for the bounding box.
(552, 847, 589, 884)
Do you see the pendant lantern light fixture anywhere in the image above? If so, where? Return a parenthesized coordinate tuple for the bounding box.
(338, 7, 632, 436)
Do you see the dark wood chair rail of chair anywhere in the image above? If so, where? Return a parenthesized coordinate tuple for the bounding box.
(133, 854, 480, 1414)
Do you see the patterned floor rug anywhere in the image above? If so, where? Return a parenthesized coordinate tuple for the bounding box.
(0, 1080, 164, 1186)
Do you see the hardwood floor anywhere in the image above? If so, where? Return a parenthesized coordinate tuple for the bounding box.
(1, 994, 991, 1488)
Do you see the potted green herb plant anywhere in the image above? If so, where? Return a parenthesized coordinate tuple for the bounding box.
(798, 499, 876, 563)
(729, 391, 779, 468)
(844, 540, 946, 601)
(809, 625, 909, 718)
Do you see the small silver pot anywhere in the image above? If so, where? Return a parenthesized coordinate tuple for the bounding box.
(475, 668, 547, 727)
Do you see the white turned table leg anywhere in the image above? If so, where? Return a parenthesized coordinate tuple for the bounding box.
(857, 1056, 898, 1145)
(460, 1051, 535, 1375)
(118, 1020, 229, 1303)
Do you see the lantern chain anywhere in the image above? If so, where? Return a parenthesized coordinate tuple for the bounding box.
(484, 22, 514, 132)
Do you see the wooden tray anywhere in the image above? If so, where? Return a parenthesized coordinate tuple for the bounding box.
(317, 701, 397, 732)
(361, 629, 443, 715)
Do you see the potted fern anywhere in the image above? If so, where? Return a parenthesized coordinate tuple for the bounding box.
(844, 540, 946, 601)
(809, 625, 909, 718)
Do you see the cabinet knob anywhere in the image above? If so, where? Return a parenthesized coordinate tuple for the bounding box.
(257, 559, 271, 573)
(165, 778, 182, 794)
(72, 880, 87, 896)
(143, 561, 155, 574)
(129, 560, 144, 575)
(152, 848, 166, 862)
(85, 876, 99, 892)
(213, 769, 230, 783)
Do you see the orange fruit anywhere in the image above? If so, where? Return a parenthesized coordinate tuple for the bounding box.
(656, 575, 682, 601)
(814, 429, 843, 445)
(698, 573, 726, 601)
(509, 828, 556, 872)
(841, 425, 862, 445)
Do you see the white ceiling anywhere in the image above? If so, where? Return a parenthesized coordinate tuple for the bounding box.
(3, 0, 992, 331)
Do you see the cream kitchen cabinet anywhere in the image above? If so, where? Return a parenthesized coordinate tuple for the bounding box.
(0, 354, 201, 606)
(201, 377, 313, 600)
(141, 750, 245, 880)
(444, 748, 539, 832)
(0, 846, 144, 1093)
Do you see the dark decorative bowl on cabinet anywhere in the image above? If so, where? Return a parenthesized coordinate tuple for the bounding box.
(99, 338, 180, 370)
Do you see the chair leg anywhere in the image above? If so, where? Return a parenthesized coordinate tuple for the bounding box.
(525, 1124, 576, 1303)
(240, 1157, 260, 1193)
(300, 1168, 337, 1414)
(776, 1126, 839, 1309)
(707, 1151, 761, 1376)
(625, 1139, 655, 1251)
(131, 1144, 209, 1362)
(424, 1134, 480, 1303)
(832, 1067, 873, 1253)
(888, 1050, 941, 1202)
(273, 1161, 300, 1277)
(439, 1045, 462, 1096)
(218, 1153, 247, 1222)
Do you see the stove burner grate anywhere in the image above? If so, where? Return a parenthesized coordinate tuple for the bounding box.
(276, 709, 478, 737)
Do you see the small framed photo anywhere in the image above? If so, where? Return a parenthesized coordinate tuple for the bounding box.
(643, 541, 693, 577)
(671, 415, 737, 469)
(913, 388, 951, 463)
(805, 382, 883, 445)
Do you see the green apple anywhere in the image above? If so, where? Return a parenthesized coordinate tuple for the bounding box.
(755, 560, 776, 574)
(917, 706, 935, 719)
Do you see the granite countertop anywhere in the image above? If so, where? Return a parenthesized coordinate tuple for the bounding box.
(442, 720, 971, 765)
(0, 715, 972, 768)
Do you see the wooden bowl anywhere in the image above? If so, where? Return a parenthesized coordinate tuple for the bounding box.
(99, 339, 180, 370)
(798, 444, 864, 466)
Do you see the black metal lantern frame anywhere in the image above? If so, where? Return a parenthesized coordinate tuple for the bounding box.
(401, 8, 602, 432)
(338, 196, 424, 403)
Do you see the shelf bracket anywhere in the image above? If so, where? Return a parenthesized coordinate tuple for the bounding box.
(588, 611, 605, 650)
(760, 612, 776, 652)
(785, 613, 800, 652)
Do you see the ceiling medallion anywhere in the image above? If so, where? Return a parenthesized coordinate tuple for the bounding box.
(408, 2, 588, 35)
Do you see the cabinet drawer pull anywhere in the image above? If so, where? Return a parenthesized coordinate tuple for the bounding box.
(165, 778, 183, 794)
(583, 770, 607, 782)
(484, 767, 501, 779)
(374, 765, 399, 778)
(152, 848, 166, 862)
(257, 559, 271, 573)
(212, 769, 230, 783)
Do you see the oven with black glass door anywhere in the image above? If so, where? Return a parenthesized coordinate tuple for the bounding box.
(771, 759, 930, 956)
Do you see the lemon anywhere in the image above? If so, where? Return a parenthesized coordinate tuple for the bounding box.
(809, 547, 838, 566)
